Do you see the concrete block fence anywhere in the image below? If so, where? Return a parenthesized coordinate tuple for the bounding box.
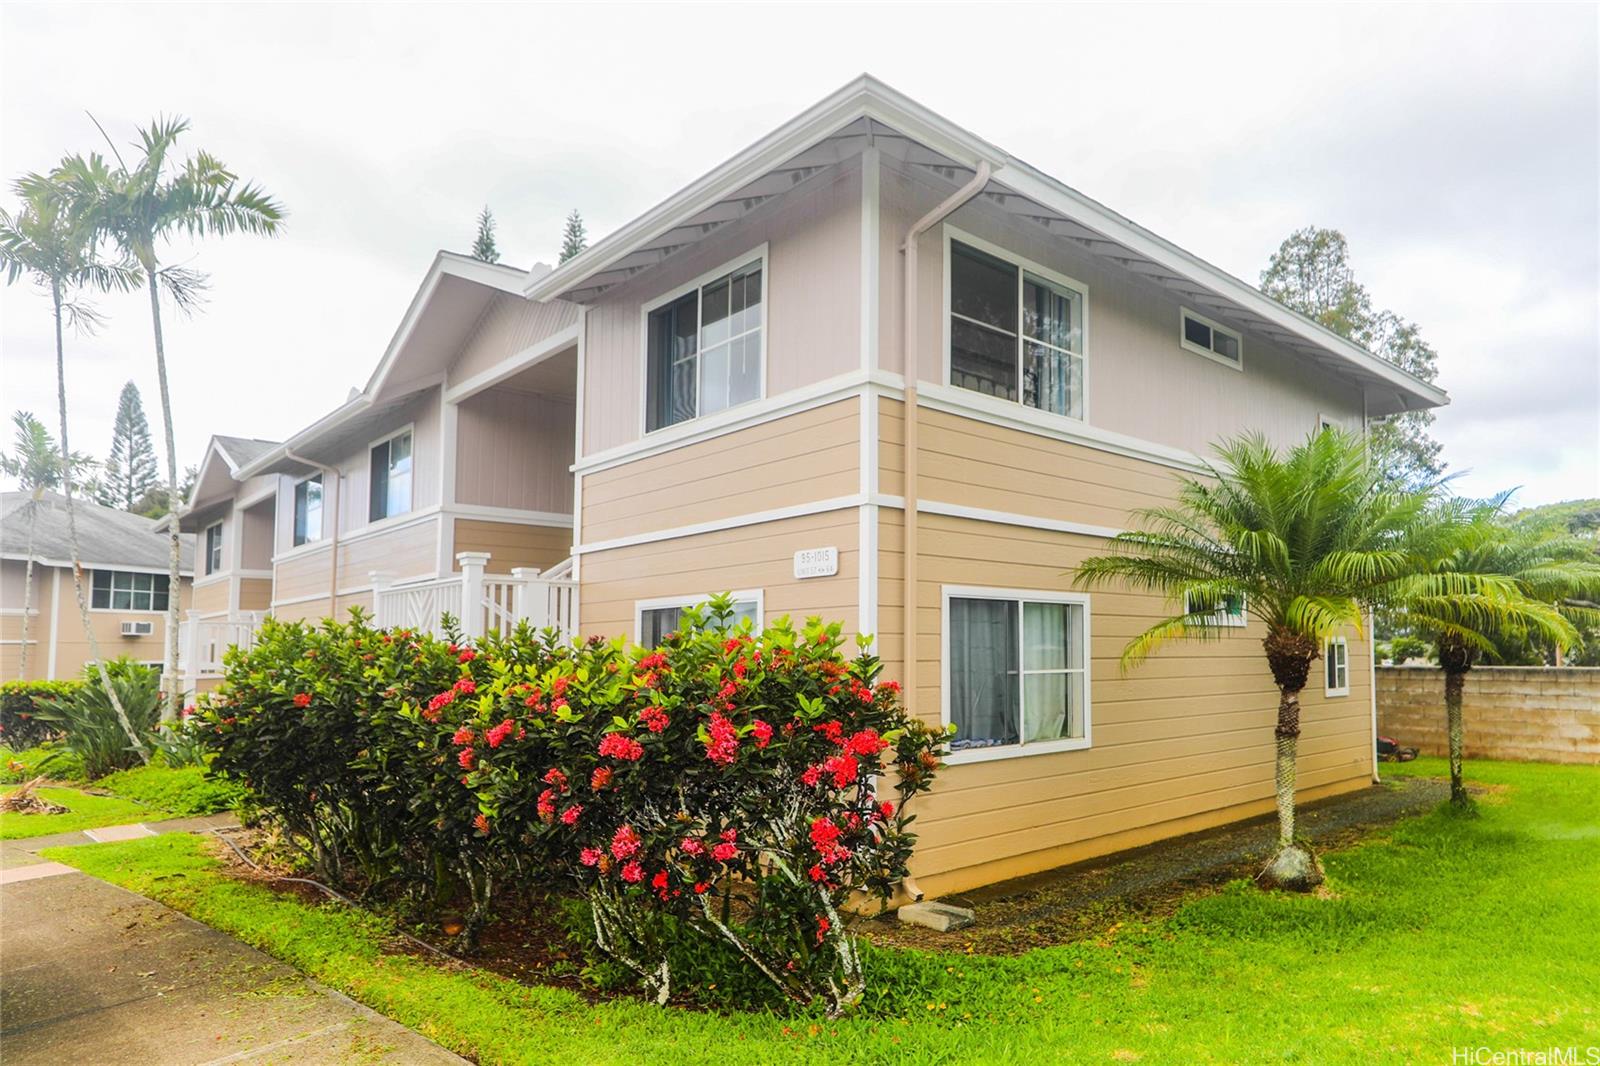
(1376, 666, 1600, 765)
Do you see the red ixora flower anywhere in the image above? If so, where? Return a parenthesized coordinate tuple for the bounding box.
(560, 804, 583, 826)
(809, 816, 841, 852)
(711, 841, 738, 863)
(451, 725, 475, 747)
(543, 767, 568, 790)
(815, 915, 831, 944)
(752, 719, 773, 749)
(620, 860, 644, 883)
(486, 719, 515, 748)
(590, 766, 613, 790)
(598, 733, 644, 761)
(458, 746, 477, 770)
(455, 676, 477, 694)
(845, 729, 888, 757)
(473, 813, 490, 834)
(580, 847, 602, 867)
(537, 788, 557, 819)
(611, 824, 641, 860)
(458, 648, 477, 663)
(680, 836, 704, 856)
(639, 705, 670, 733)
(637, 652, 668, 672)
(292, 692, 312, 708)
(705, 712, 738, 766)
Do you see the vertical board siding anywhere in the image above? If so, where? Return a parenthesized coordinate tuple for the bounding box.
(454, 389, 575, 513)
(449, 294, 580, 387)
(581, 162, 862, 457)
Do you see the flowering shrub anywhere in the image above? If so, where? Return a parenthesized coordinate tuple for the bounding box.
(196, 598, 946, 1016)
(0, 679, 79, 749)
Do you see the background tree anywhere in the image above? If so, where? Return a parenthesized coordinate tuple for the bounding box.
(470, 205, 499, 263)
(1075, 429, 1457, 890)
(559, 208, 586, 264)
(0, 411, 92, 679)
(1384, 507, 1597, 807)
(0, 174, 147, 753)
(1260, 226, 1443, 486)
(133, 463, 198, 518)
(58, 116, 284, 721)
(100, 380, 160, 511)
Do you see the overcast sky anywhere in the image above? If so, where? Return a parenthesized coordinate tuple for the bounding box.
(2, 2, 1596, 508)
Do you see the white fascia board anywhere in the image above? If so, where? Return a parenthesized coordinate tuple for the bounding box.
(235, 395, 373, 480)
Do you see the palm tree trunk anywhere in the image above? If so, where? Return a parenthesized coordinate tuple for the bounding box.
(1260, 628, 1323, 891)
(1444, 668, 1470, 809)
(18, 501, 37, 679)
(50, 278, 149, 762)
(1273, 689, 1300, 848)
(146, 271, 183, 723)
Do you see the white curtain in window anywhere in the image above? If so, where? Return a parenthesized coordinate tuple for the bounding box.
(949, 598, 1019, 749)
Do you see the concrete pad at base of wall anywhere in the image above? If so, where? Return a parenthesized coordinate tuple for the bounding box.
(897, 900, 976, 932)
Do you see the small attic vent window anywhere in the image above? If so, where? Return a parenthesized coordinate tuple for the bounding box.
(1180, 308, 1242, 368)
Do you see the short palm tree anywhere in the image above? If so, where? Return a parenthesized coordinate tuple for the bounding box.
(1074, 429, 1458, 889)
(0, 175, 147, 756)
(0, 411, 93, 679)
(1385, 511, 1596, 809)
(56, 117, 285, 720)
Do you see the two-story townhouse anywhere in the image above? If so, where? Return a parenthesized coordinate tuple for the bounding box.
(177, 252, 582, 686)
(526, 77, 1448, 895)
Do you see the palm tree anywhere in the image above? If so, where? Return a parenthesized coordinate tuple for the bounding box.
(56, 117, 284, 720)
(0, 175, 148, 757)
(1074, 429, 1463, 890)
(1386, 511, 1597, 809)
(0, 411, 94, 679)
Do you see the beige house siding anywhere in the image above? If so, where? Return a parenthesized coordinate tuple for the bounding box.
(449, 294, 579, 387)
(580, 399, 859, 544)
(580, 161, 863, 457)
(452, 520, 572, 574)
(876, 159, 1364, 456)
(1, 560, 194, 680)
(239, 578, 273, 613)
(578, 509, 861, 641)
(316, 391, 443, 539)
(454, 389, 574, 514)
(272, 515, 440, 621)
(190, 579, 230, 615)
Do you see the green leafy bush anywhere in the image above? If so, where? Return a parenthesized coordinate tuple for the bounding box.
(0, 679, 80, 749)
(31, 659, 161, 779)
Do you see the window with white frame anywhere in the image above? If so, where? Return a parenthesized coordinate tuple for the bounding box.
(945, 589, 1089, 758)
(1184, 589, 1247, 627)
(1325, 637, 1350, 696)
(203, 522, 223, 575)
(645, 253, 764, 432)
(293, 474, 323, 547)
(91, 570, 171, 612)
(949, 236, 1086, 419)
(636, 593, 761, 649)
(369, 430, 412, 522)
(1180, 307, 1242, 368)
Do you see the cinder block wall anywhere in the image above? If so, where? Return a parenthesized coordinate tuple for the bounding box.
(1377, 666, 1600, 765)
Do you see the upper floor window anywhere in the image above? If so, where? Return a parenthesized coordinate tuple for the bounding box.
(204, 522, 223, 575)
(948, 234, 1086, 420)
(945, 587, 1089, 762)
(645, 250, 765, 432)
(293, 474, 323, 546)
(92, 570, 170, 612)
(369, 429, 412, 522)
(1325, 637, 1350, 697)
(636, 593, 761, 649)
(1180, 307, 1242, 368)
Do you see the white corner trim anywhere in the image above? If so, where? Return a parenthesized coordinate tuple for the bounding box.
(859, 145, 880, 374)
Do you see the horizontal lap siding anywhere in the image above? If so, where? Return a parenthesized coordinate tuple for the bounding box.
(906, 511, 1371, 893)
(581, 400, 859, 544)
(239, 579, 273, 612)
(579, 510, 862, 641)
(452, 520, 572, 573)
(190, 580, 230, 615)
(272, 519, 439, 619)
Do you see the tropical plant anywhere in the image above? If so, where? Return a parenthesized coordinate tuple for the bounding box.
(100, 380, 160, 511)
(1384, 508, 1597, 808)
(1074, 429, 1455, 889)
(470, 206, 499, 263)
(0, 174, 147, 757)
(30, 659, 163, 778)
(0, 412, 93, 680)
(56, 116, 284, 720)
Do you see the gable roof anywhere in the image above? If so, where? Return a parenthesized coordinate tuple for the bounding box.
(528, 74, 1446, 418)
(1, 491, 194, 573)
(183, 434, 283, 521)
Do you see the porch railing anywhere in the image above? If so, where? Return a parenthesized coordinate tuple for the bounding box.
(178, 610, 264, 681)
(373, 551, 578, 641)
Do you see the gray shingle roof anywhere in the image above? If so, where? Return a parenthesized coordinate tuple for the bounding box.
(1, 491, 194, 572)
(213, 436, 280, 471)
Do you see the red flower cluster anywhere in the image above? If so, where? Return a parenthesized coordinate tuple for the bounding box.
(293, 692, 312, 708)
(458, 746, 476, 770)
(705, 712, 738, 766)
(456, 676, 477, 694)
(425, 688, 456, 720)
(637, 652, 668, 672)
(473, 813, 490, 834)
(590, 766, 613, 790)
(537, 788, 556, 819)
(815, 915, 831, 945)
(486, 719, 515, 748)
(681, 836, 704, 856)
(711, 841, 738, 862)
(451, 725, 475, 746)
(845, 728, 888, 756)
(639, 705, 670, 733)
(620, 860, 644, 883)
(580, 847, 601, 867)
(611, 824, 641, 860)
(458, 648, 476, 663)
(560, 804, 583, 826)
(598, 733, 644, 761)
(752, 719, 773, 748)
(543, 767, 568, 790)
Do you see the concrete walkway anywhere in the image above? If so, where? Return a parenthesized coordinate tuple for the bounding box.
(0, 816, 467, 1065)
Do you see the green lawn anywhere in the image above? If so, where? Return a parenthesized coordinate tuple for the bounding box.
(45, 758, 1600, 1064)
(1, 787, 166, 839)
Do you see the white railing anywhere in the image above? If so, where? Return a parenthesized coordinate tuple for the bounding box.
(179, 610, 264, 680)
(372, 551, 578, 642)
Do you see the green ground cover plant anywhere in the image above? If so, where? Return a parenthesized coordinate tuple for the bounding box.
(47, 758, 1600, 1064)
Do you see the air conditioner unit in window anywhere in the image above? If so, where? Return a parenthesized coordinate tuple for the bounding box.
(120, 620, 155, 637)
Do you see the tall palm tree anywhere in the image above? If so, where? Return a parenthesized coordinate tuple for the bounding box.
(0, 411, 94, 679)
(1074, 429, 1467, 890)
(0, 176, 147, 756)
(56, 117, 284, 720)
(1386, 511, 1596, 809)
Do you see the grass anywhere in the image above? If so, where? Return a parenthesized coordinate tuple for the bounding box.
(0, 787, 166, 839)
(44, 758, 1600, 1064)
(0, 762, 238, 839)
(95, 763, 243, 816)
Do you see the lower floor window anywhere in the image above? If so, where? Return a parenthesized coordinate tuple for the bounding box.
(637, 594, 761, 649)
(947, 590, 1089, 755)
(91, 570, 171, 612)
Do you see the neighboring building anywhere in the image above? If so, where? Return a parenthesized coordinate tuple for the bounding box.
(183, 76, 1446, 894)
(0, 491, 194, 681)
